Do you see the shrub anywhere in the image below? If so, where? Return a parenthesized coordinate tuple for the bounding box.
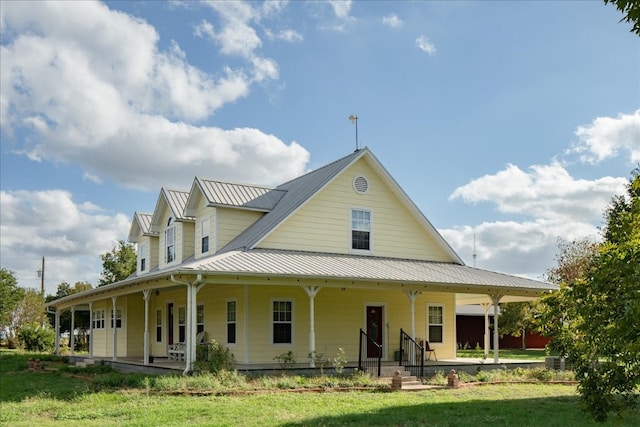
(274, 350, 296, 369)
(197, 339, 235, 373)
(17, 323, 54, 351)
(332, 348, 347, 375)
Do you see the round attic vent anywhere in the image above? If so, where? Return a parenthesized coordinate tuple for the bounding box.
(353, 176, 369, 194)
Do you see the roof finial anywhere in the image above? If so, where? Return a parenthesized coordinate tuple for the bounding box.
(348, 115, 359, 151)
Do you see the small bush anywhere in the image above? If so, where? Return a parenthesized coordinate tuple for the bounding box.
(527, 368, 554, 382)
(197, 339, 235, 373)
(17, 323, 54, 352)
(274, 350, 296, 369)
(332, 348, 347, 375)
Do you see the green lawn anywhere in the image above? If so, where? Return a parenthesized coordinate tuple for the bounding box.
(1, 350, 638, 426)
(457, 348, 552, 360)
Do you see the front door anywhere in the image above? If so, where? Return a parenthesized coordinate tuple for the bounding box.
(167, 303, 174, 346)
(366, 306, 383, 358)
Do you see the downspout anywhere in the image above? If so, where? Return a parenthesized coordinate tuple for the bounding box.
(170, 274, 205, 375)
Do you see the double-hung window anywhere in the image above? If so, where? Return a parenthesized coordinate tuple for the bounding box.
(92, 310, 105, 329)
(197, 304, 205, 334)
(201, 217, 210, 254)
(351, 208, 371, 251)
(178, 306, 186, 343)
(140, 243, 147, 272)
(272, 300, 292, 344)
(428, 305, 444, 343)
(156, 308, 162, 342)
(227, 300, 236, 344)
(165, 226, 175, 263)
(111, 308, 122, 329)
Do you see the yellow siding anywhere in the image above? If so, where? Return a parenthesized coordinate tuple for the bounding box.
(90, 300, 109, 357)
(259, 158, 452, 261)
(216, 208, 263, 250)
(180, 221, 195, 261)
(126, 294, 144, 356)
(194, 200, 215, 259)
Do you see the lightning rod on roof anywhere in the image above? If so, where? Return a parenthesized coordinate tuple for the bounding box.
(348, 114, 359, 151)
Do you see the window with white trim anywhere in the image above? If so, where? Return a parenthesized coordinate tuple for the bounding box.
(201, 217, 210, 254)
(92, 310, 105, 329)
(227, 300, 236, 344)
(427, 305, 444, 343)
(110, 308, 123, 329)
(178, 306, 186, 343)
(140, 243, 147, 272)
(272, 300, 293, 344)
(156, 308, 162, 342)
(197, 304, 205, 334)
(165, 225, 175, 263)
(351, 208, 371, 251)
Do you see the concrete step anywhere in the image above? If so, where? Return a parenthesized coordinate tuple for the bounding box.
(402, 383, 433, 391)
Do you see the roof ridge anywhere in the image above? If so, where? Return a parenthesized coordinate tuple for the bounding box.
(196, 177, 280, 191)
(276, 148, 366, 188)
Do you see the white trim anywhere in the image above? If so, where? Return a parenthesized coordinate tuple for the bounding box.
(270, 298, 294, 346)
(352, 175, 369, 194)
(155, 307, 163, 343)
(200, 217, 210, 255)
(226, 298, 237, 346)
(196, 303, 205, 334)
(178, 305, 186, 343)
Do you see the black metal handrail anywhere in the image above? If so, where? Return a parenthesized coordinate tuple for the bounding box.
(399, 328, 424, 378)
(358, 328, 382, 377)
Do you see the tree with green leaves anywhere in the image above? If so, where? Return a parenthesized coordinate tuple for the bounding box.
(539, 169, 640, 422)
(99, 240, 136, 286)
(0, 268, 26, 348)
(46, 281, 93, 350)
(604, 0, 640, 36)
(499, 302, 536, 349)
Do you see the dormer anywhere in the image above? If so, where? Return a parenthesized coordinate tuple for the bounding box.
(127, 212, 158, 274)
(185, 177, 286, 259)
(150, 188, 194, 269)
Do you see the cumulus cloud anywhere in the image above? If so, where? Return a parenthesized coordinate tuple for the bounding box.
(0, 1, 309, 190)
(329, 0, 352, 19)
(382, 14, 403, 28)
(0, 189, 130, 292)
(569, 110, 640, 164)
(449, 162, 627, 222)
(416, 35, 436, 55)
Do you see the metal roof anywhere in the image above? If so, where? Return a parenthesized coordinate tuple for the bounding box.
(164, 188, 192, 221)
(196, 178, 285, 211)
(183, 248, 556, 293)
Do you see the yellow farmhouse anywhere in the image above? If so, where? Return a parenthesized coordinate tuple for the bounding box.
(47, 148, 556, 373)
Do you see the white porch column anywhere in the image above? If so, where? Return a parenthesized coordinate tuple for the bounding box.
(490, 295, 502, 363)
(143, 290, 151, 365)
(88, 302, 93, 358)
(404, 291, 421, 339)
(184, 283, 198, 373)
(70, 306, 75, 356)
(112, 296, 118, 361)
(54, 309, 60, 355)
(481, 302, 491, 359)
(303, 286, 322, 367)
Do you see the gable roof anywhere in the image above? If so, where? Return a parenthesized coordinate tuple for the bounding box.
(220, 147, 463, 264)
(150, 188, 193, 232)
(185, 178, 286, 216)
(127, 212, 155, 242)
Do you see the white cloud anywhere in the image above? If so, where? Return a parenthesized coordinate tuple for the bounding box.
(0, 1, 309, 190)
(265, 29, 303, 43)
(0, 189, 130, 292)
(570, 109, 640, 164)
(329, 0, 352, 19)
(416, 35, 436, 56)
(382, 14, 403, 28)
(449, 162, 627, 222)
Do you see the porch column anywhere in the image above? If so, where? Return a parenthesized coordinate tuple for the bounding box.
(112, 296, 118, 361)
(54, 309, 60, 355)
(185, 283, 198, 372)
(490, 295, 502, 363)
(70, 306, 75, 356)
(481, 302, 491, 358)
(143, 290, 151, 365)
(404, 291, 421, 339)
(88, 302, 93, 358)
(303, 286, 322, 367)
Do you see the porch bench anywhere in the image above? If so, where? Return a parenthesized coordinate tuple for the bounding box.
(168, 343, 185, 361)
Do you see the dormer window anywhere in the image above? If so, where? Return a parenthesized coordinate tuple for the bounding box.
(140, 243, 147, 272)
(201, 217, 210, 254)
(165, 226, 175, 263)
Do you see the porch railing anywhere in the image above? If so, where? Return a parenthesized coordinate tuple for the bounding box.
(358, 328, 382, 377)
(399, 328, 424, 379)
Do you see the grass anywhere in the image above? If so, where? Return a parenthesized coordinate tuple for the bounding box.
(1, 350, 638, 426)
(456, 348, 554, 360)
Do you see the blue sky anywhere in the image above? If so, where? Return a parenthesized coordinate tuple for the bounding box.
(1, 1, 638, 294)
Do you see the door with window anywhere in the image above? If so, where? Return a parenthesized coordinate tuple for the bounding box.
(366, 306, 383, 358)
